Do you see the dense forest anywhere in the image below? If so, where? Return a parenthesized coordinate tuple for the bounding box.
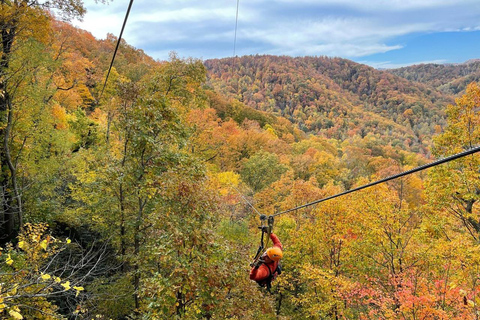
(205, 56, 454, 154)
(388, 60, 480, 95)
(1, 3, 480, 320)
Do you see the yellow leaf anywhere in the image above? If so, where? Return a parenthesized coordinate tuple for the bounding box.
(54, 277, 61, 283)
(41, 273, 51, 281)
(11, 284, 18, 295)
(9, 310, 23, 320)
(6, 254, 13, 265)
(73, 286, 84, 297)
(40, 240, 48, 250)
(61, 281, 71, 291)
(17, 241, 25, 250)
(66, 238, 71, 244)
(468, 299, 475, 307)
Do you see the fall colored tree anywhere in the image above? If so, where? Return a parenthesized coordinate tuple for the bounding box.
(3, 7, 480, 319)
(427, 82, 480, 240)
(0, 0, 86, 242)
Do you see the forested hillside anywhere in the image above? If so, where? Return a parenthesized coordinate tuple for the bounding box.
(1, 7, 480, 320)
(389, 60, 480, 95)
(205, 56, 454, 153)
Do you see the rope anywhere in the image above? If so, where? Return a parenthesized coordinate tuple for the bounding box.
(99, 0, 135, 100)
(272, 146, 480, 217)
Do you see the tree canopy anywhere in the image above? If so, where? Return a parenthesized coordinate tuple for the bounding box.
(1, 9, 480, 320)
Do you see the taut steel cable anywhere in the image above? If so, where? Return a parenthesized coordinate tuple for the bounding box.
(99, 0, 135, 100)
(272, 146, 480, 217)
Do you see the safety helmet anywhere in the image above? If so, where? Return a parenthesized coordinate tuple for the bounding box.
(266, 247, 283, 261)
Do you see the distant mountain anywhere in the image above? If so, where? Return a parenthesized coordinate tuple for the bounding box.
(462, 59, 480, 64)
(205, 55, 454, 153)
(50, 20, 461, 154)
(388, 60, 480, 95)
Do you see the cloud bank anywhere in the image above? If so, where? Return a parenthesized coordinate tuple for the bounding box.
(74, 0, 480, 64)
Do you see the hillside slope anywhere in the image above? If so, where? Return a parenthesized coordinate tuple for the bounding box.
(205, 55, 454, 152)
(388, 60, 480, 94)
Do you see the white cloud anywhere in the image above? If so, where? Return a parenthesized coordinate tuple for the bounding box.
(132, 4, 258, 33)
(132, 7, 234, 24)
(72, 0, 480, 61)
(272, 0, 480, 11)
(240, 17, 432, 57)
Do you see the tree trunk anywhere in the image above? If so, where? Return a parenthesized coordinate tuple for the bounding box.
(133, 196, 144, 311)
(0, 14, 20, 243)
(119, 183, 126, 271)
(4, 97, 23, 230)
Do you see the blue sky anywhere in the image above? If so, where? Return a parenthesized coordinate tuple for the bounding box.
(73, 0, 480, 68)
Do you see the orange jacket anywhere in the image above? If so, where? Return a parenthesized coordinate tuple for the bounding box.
(250, 233, 283, 283)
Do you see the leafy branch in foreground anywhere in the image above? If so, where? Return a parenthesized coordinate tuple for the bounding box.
(1, 223, 114, 319)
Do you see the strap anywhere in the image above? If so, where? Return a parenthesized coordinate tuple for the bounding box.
(251, 215, 268, 266)
(251, 215, 274, 266)
(263, 216, 274, 249)
(258, 263, 275, 286)
(257, 264, 279, 293)
(268, 216, 274, 234)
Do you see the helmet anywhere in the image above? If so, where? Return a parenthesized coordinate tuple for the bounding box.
(266, 247, 283, 261)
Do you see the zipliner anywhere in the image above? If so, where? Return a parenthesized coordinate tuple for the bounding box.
(250, 232, 283, 291)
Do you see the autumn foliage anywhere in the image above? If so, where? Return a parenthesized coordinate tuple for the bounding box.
(1, 6, 480, 320)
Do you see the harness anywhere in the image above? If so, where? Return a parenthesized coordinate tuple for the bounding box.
(251, 214, 281, 292)
(257, 262, 282, 291)
(251, 215, 274, 266)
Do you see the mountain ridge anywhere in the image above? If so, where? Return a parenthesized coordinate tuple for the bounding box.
(204, 55, 455, 153)
(387, 60, 480, 95)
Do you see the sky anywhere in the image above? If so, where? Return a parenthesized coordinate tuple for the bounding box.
(73, 0, 480, 69)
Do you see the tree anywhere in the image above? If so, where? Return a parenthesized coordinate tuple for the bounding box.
(427, 82, 480, 240)
(0, 0, 86, 242)
(1, 223, 111, 319)
(423, 82, 480, 318)
(240, 151, 288, 192)
(68, 55, 219, 316)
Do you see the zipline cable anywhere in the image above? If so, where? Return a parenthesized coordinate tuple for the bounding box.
(99, 0, 135, 100)
(232, 0, 240, 94)
(231, 185, 262, 216)
(233, 0, 240, 58)
(272, 145, 480, 217)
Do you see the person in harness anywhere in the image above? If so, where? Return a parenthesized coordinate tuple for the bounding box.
(249, 232, 283, 290)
